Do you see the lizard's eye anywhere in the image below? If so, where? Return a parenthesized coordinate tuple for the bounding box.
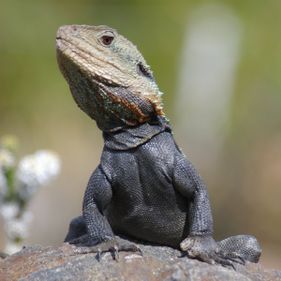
(99, 32, 115, 46)
(101, 35, 114, 45)
(137, 62, 153, 79)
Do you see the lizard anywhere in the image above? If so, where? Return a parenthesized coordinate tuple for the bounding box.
(56, 24, 261, 267)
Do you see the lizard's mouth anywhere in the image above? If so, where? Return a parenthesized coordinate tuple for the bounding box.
(55, 36, 74, 52)
(56, 26, 84, 55)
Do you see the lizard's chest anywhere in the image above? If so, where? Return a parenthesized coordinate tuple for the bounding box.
(101, 133, 189, 245)
(102, 131, 178, 209)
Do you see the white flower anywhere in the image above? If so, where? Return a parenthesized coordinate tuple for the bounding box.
(0, 149, 15, 170)
(4, 242, 23, 255)
(16, 150, 60, 193)
(0, 202, 19, 220)
(4, 211, 33, 240)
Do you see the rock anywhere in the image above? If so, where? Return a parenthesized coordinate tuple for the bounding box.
(0, 242, 280, 281)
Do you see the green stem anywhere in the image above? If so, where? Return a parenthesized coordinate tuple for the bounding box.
(5, 168, 15, 201)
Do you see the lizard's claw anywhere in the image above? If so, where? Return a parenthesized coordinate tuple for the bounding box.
(109, 240, 142, 261)
(180, 236, 244, 269)
(67, 237, 142, 261)
(216, 250, 246, 265)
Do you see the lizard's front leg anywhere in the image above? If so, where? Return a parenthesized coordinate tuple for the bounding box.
(65, 165, 141, 259)
(173, 156, 247, 268)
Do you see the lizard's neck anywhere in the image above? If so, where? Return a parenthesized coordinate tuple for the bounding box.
(103, 116, 171, 150)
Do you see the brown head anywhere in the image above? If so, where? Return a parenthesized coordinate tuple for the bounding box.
(56, 25, 164, 132)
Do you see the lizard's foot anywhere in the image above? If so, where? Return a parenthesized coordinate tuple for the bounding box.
(66, 235, 142, 261)
(217, 235, 261, 263)
(180, 236, 245, 269)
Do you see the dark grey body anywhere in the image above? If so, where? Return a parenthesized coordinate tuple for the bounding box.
(65, 120, 261, 264)
(103, 130, 192, 247)
(66, 121, 213, 245)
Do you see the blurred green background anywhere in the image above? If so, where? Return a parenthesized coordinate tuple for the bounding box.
(0, 0, 280, 267)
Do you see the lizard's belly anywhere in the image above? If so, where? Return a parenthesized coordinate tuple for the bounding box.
(105, 192, 189, 248)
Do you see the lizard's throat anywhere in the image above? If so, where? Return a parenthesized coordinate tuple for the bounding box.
(66, 71, 159, 132)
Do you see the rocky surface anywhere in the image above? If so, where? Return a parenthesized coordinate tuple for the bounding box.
(0, 242, 280, 281)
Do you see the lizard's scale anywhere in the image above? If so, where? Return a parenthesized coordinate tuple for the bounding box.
(56, 24, 261, 266)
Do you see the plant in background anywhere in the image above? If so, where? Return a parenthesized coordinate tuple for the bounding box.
(0, 135, 60, 254)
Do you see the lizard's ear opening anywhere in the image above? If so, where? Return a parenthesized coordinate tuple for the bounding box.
(137, 62, 154, 80)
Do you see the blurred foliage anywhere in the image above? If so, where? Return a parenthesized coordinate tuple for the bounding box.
(0, 0, 280, 266)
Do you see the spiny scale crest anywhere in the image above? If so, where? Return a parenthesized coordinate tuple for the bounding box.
(56, 25, 164, 131)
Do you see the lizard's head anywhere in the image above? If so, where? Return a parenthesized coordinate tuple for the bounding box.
(56, 25, 164, 131)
